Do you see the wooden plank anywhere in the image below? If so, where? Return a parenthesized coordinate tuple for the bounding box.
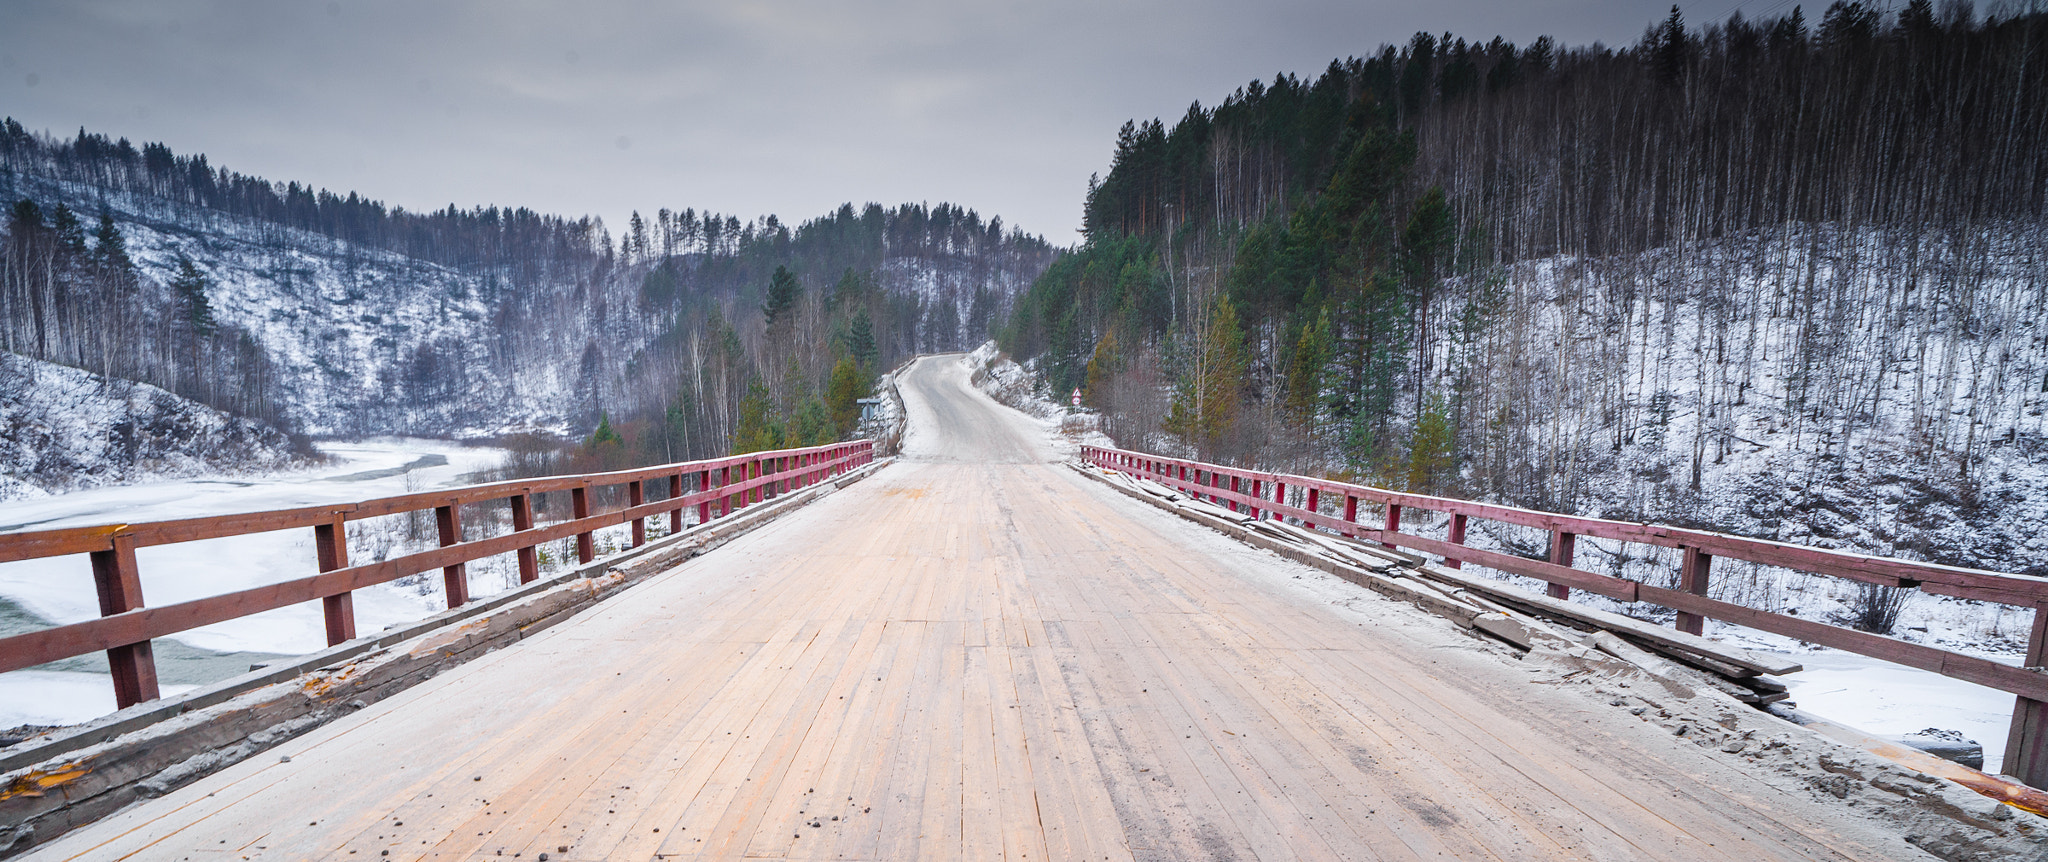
(1389, 531, 1639, 602)
(1413, 565, 1801, 676)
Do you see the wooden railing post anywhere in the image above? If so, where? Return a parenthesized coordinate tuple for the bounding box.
(1305, 487, 1318, 525)
(719, 466, 733, 516)
(511, 493, 539, 583)
(1343, 494, 1359, 538)
(1547, 530, 1577, 600)
(669, 473, 685, 535)
(1248, 479, 1262, 519)
(436, 504, 469, 608)
(90, 534, 160, 708)
(629, 480, 646, 548)
(699, 468, 713, 524)
(1446, 513, 1468, 569)
(572, 485, 594, 564)
(314, 514, 356, 645)
(1229, 476, 1241, 513)
(1273, 480, 1287, 522)
(1382, 504, 1402, 549)
(2005, 604, 2048, 786)
(1677, 547, 1713, 635)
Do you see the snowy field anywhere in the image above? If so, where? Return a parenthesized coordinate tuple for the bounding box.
(0, 438, 525, 730)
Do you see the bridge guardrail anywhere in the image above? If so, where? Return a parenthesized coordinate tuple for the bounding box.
(1082, 443, 2048, 785)
(0, 440, 874, 710)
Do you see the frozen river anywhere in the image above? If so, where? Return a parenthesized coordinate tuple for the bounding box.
(0, 439, 509, 730)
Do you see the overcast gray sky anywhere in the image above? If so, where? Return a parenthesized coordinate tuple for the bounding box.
(1, 0, 1758, 242)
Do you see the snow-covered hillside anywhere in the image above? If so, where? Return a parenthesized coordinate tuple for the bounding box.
(1427, 223, 2048, 579)
(9, 173, 580, 438)
(3, 169, 1056, 452)
(0, 351, 299, 500)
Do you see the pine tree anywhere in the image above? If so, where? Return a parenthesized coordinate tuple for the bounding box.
(826, 356, 863, 437)
(763, 265, 801, 333)
(1284, 308, 1332, 422)
(170, 252, 217, 337)
(1164, 298, 1248, 456)
(731, 378, 781, 455)
(586, 413, 624, 450)
(1653, 6, 1689, 88)
(847, 311, 878, 373)
(1083, 329, 1121, 407)
(1405, 392, 1456, 494)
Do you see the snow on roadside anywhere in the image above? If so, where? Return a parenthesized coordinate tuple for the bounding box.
(964, 342, 1111, 455)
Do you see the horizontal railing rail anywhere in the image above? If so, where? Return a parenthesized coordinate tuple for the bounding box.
(0, 440, 875, 709)
(1082, 444, 2048, 783)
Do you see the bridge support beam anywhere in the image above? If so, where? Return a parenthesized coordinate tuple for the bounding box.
(1677, 547, 1712, 635)
(2006, 605, 2048, 786)
(669, 473, 685, 535)
(511, 493, 539, 583)
(573, 485, 594, 563)
(90, 534, 160, 709)
(629, 480, 646, 548)
(1547, 531, 1576, 600)
(437, 504, 468, 608)
(315, 514, 356, 645)
(1446, 514, 1467, 569)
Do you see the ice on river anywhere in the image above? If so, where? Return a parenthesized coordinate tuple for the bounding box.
(0, 438, 508, 729)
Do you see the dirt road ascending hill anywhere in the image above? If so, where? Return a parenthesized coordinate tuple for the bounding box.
(32, 355, 1930, 860)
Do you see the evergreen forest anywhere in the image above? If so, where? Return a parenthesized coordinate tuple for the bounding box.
(1002, 2, 2048, 574)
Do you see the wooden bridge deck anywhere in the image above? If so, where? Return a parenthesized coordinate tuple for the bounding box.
(29, 358, 1913, 861)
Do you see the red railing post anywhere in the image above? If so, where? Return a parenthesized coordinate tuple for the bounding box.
(1547, 530, 1577, 600)
(1677, 547, 1713, 635)
(511, 493, 539, 583)
(1305, 487, 1318, 524)
(699, 468, 713, 524)
(1228, 475, 1240, 513)
(2007, 605, 2048, 785)
(572, 485, 594, 564)
(1248, 479, 1261, 519)
(1446, 513, 1468, 569)
(1342, 494, 1358, 538)
(314, 514, 356, 645)
(1274, 480, 1287, 522)
(719, 466, 733, 516)
(629, 480, 646, 548)
(436, 504, 469, 608)
(91, 534, 160, 709)
(669, 473, 685, 534)
(1382, 503, 1402, 549)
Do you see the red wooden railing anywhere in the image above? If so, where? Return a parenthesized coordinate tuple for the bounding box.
(1084, 444, 2048, 784)
(0, 440, 873, 710)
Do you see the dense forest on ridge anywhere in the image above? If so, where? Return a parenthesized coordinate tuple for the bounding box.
(1003, 1, 2048, 573)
